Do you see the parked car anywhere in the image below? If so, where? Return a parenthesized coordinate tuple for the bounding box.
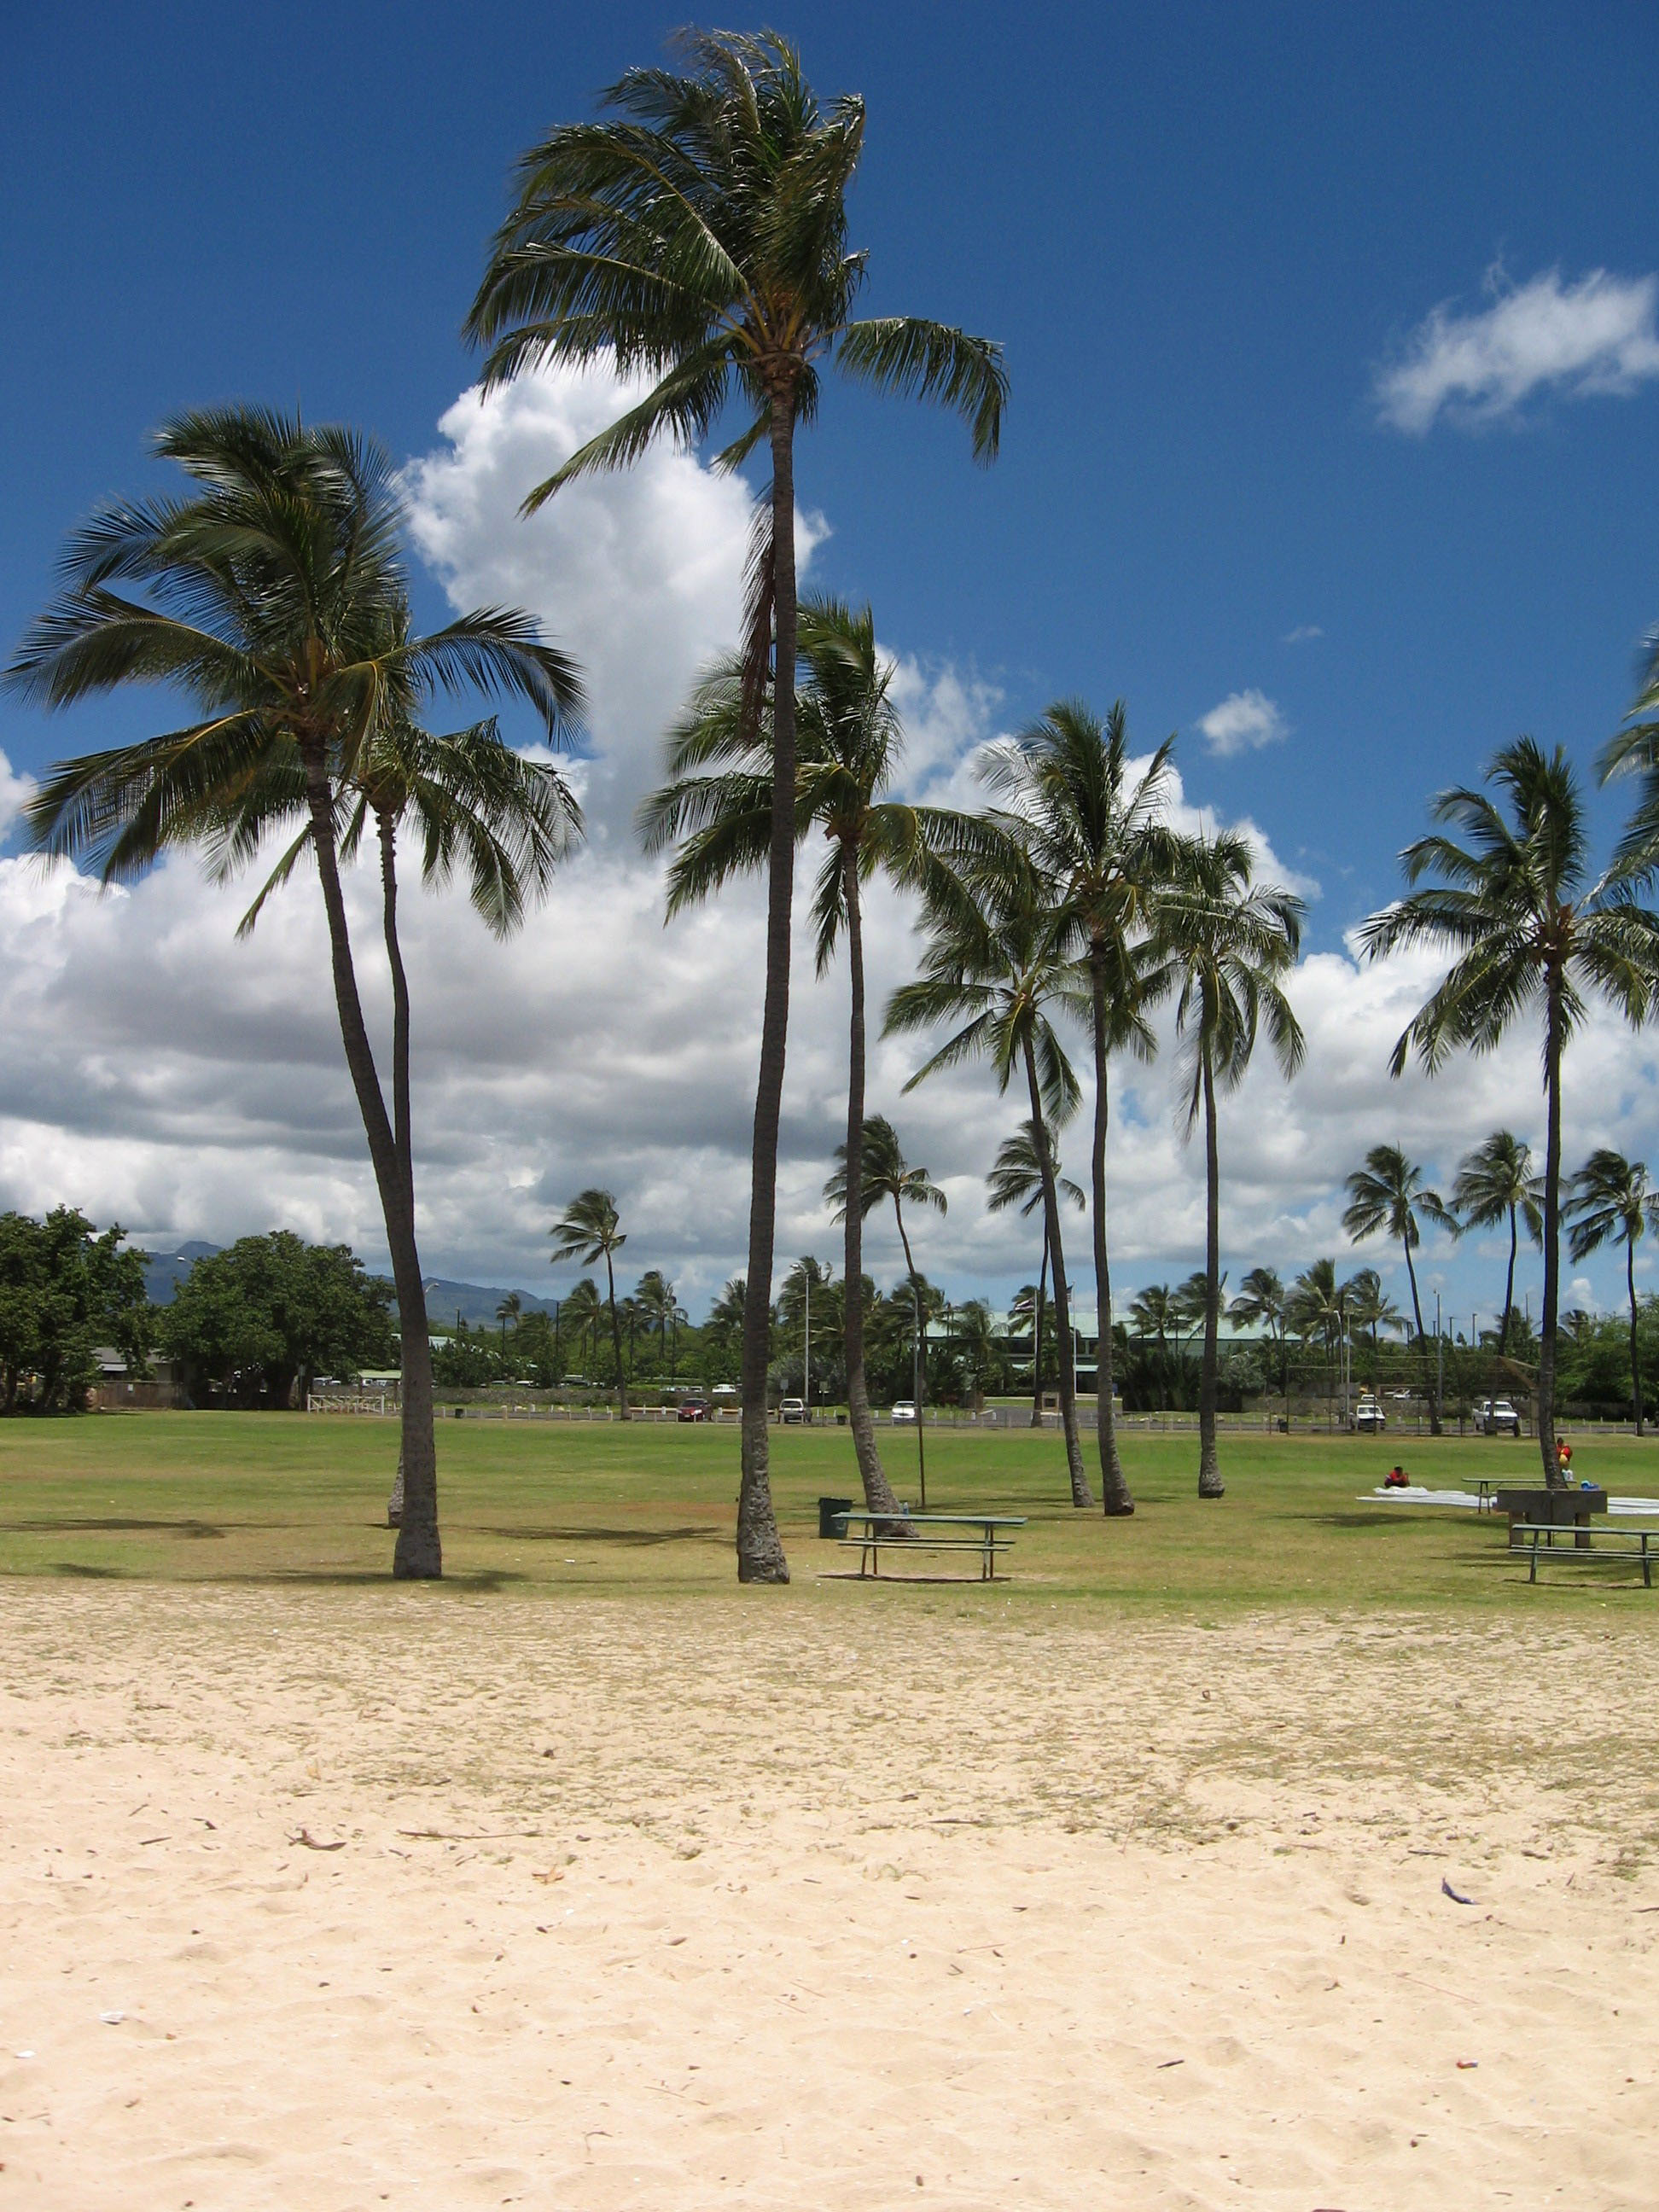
(780, 1397, 806, 1424)
(1473, 1397, 1521, 1436)
(890, 1400, 917, 1423)
(1354, 1394, 1386, 1433)
(676, 1397, 708, 1423)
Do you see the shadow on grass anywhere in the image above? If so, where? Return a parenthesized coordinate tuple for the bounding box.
(3, 1516, 231, 1540)
(463, 1523, 723, 1548)
(49, 1561, 127, 1578)
(221, 1567, 535, 1592)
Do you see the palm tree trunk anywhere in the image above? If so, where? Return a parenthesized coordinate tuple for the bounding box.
(1089, 952, 1132, 1514)
(736, 398, 796, 1583)
(1030, 1241, 1049, 1429)
(301, 753, 439, 1578)
(1502, 1204, 1519, 1357)
(1282, 1328, 1292, 1431)
(841, 843, 904, 1519)
(1197, 1051, 1224, 1498)
(891, 1201, 928, 1511)
(1023, 1036, 1091, 1506)
(379, 810, 414, 1532)
(1537, 985, 1564, 1487)
(1628, 1236, 1644, 1439)
(1402, 1237, 1440, 1437)
(603, 1248, 630, 1420)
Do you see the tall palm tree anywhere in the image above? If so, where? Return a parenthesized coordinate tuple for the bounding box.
(1286, 1259, 1352, 1423)
(707, 1276, 747, 1366)
(1566, 1150, 1659, 1435)
(1345, 1267, 1405, 1387)
(1127, 1284, 1178, 1413)
(634, 1269, 685, 1380)
(550, 1190, 632, 1418)
(1449, 1131, 1542, 1355)
(986, 1120, 1084, 1427)
(885, 868, 1094, 1505)
(643, 597, 946, 1520)
(1161, 834, 1305, 1497)
(1230, 1266, 1290, 1428)
(497, 1292, 522, 1349)
(1359, 739, 1659, 1485)
(985, 699, 1178, 1512)
(1342, 1145, 1452, 1434)
(827, 1116, 943, 1507)
(469, 30, 1007, 1584)
(562, 1278, 602, 1375)
(8, 406, 580, 1580)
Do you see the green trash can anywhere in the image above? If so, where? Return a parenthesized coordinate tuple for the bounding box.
(818, 1495, 853, 1540)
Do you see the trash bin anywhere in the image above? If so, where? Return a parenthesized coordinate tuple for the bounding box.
(818, 1495, 853, 1540)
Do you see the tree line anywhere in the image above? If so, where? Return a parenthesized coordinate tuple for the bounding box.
(9, 32, 1659, 1580)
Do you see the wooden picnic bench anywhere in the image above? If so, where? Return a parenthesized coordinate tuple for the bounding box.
(1516, 1522, 1657, 1588)
(834, 1510, 1027, 1581)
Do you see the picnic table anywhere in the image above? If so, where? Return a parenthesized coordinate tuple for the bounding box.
(834, 1509, 1027, 1581)
(1516, 1522, 1657, 1587)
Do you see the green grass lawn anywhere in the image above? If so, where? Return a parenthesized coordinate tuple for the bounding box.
(3, 1411, 1656, 1610)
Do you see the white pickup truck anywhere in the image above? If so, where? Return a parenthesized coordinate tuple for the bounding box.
(1473, 1398, 1521, 1436)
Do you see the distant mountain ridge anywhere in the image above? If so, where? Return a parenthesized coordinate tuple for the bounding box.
(142, 1243, 556, 1332)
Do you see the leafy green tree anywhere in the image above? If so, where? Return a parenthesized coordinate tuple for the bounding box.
(162, 1232, 393, 1406)
(1566, 1149, 1659, 1435)
(1448, 1131, 1541, 1355)
(1229, 1266, 1289, 1427)
(8, 407, 579, 1576)
(550, 1192, 631, 1417)
(0, 1209, 153, 1414)
(1161, 834, 1305, 1496)
(1342, 1145, 1452, 1432)
(986, 699, 1177, 1512)
(469, 29, 1006, 1584)
(1359, 739, 1659, 1485)
(987, 1120, 1083, 1427)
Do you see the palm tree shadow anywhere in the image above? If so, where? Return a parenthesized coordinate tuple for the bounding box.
(465, 1523, 724, 1548)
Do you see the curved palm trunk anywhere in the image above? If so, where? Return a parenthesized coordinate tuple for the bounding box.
(890, 1201, 928, 1511)
(379, 810, 414, 1532)
(602, 1248, 631, 1419)
(1089, 952, 1133, 1514)
(1197, 1053, 1224, 1498)
(1537, 984, 1564, 1486)
(1023, 1035, 1091, 1506)
(1281, 1329, 1292, 1431)
(1030, 1241, 1049, 1428)
(1628, 1236, 1644, 1439)
(736, 399, 796, 1582)
(1401, 1237, 1440, 1436)
(302, 755, 439, 1578)
(1501, 1203, 1519, 1356)
(841, 845, 905, 1520)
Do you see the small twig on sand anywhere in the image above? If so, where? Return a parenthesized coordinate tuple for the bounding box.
(289, 1829, 346, 1852)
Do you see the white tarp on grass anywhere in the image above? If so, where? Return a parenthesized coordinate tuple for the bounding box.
(1362, 1486, 1659, 1516)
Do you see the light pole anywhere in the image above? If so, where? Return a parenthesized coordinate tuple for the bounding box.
(1435, 1289, 1444, 1430)
(803, 1264, 811, 1424)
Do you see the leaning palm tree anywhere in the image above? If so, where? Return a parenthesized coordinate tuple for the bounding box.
(469, 29, 1007, 1584)
(1449, 1131, 1542, 1355)
(550, 1190, 632, 1418)
(1342, 1145, 1453, 1434)
(886, 865, 1093, 1505)
(1359, 738, 1659, 1486)
(827, 1116, 944, 1508)
(8, 406, 581, 1579)
(1161, 834, 1305, 1497)
(1566, 1150, 1659, 1435)
(985, 699, 1178, 1512)
(986, 1120, 1084, 1427)
(1230, 1266, 1290, 1428)
(643, 596, 948, 1522)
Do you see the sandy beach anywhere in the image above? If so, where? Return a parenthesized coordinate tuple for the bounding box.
(3, 1584, 1656, 2209)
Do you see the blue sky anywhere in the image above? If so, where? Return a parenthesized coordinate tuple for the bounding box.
(4, 1, 1659, 1320)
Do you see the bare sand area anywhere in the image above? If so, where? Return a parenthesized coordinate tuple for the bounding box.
(3, 1584, 1657, 2209)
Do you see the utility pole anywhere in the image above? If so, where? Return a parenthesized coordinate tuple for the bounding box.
(804, 1264, 811, 1423)
(1435, 1289, 1444, 1427)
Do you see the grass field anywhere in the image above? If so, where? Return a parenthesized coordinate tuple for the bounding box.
(3, 1410, 1656, 1608)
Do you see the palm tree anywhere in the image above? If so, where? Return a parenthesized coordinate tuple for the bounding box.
(986, 700, 1177, 1512)
(9, 406, 580, 1580)
(706, 1276, 747, 1371)
(886, 866, 1093, 1505)
(1286, 1259, 1351, 1423)
(643, 597, 947, 1520)
(1566, 1150, 1659, 1434)
(1345, 1267, 1405, 1387)
(562, 1278, 602, 1376)
(1449, 1131, 1542, 1356)
(952, 1297, 1000, 1409)
(1161, 834, 1305, 1497)
(1230, 1266, 1290, 1428)
(827, 1116, 944, 1507)
(496, 1292, 522, 1350)
(986, 1120, 1084, 1427)
(468, 30, 1007, 1585)
(634, 1270, 685, 1381)
(550, 1190, 632, 1418)
(1127, 1284, 1178, 1413)
(1358, 739, 1659, 1485)
(1342, 1146, 1453, 1434)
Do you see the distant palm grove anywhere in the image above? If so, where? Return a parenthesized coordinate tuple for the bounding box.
(9, 32, 1659, 1581)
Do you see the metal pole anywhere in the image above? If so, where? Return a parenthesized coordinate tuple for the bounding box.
(804, 1266, 811, 1423)
(1435, 1290, 1444, 1417)
(913, 1283, 927, 1509)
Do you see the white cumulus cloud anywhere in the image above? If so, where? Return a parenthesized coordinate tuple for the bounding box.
(1376, 265, 1659, 434)
(1196, 689, 1288, 759)
(0, 751, 36, 842)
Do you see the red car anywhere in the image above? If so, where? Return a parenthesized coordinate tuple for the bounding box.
(677, 1398, 709, 1423)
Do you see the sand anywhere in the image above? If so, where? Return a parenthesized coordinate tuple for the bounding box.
(2, 1585, 1657, 2209)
